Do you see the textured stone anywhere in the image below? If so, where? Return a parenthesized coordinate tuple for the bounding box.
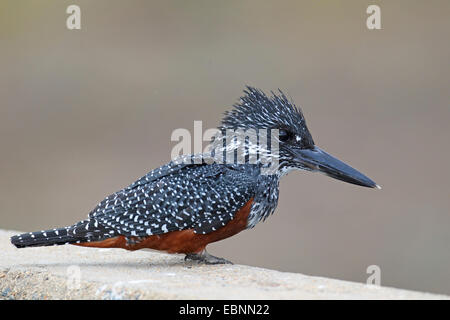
(0, 230, 447, 300)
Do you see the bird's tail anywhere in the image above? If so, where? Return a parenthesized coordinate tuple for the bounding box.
(10, 219, 114, 248)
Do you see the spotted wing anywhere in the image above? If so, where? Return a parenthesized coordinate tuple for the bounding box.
(89, 161, 257, 236)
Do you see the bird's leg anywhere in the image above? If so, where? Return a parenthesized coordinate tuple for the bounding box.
(185, 249, 233, 265)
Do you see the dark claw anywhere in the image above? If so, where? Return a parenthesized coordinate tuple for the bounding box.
(185, 250, 233, 265)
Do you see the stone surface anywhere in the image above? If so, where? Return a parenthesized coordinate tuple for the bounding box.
(0, 230, 447, 300)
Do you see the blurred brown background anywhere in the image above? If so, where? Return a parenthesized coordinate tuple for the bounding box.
(1, 0, 449, 295)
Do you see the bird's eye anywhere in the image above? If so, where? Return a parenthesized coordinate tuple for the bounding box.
(278, 129, 293, 142)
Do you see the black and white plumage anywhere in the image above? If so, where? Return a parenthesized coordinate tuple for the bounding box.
(11, 87, 378, 262)
(90, 161, 260, 236)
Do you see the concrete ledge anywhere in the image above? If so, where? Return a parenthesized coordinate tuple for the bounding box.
(0, 230, 447, 299)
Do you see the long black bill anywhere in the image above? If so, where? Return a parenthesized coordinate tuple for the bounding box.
(295, 146, 380, 188)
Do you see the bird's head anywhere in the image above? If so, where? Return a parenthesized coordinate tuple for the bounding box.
(218, 86, 379, 188)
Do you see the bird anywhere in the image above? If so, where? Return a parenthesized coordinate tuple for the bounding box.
(10, 87, 379, 264)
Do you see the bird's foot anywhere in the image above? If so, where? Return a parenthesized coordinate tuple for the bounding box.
(185, 250, 233, 265)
